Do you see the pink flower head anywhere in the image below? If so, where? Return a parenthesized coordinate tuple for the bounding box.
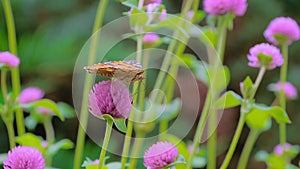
(18, 87, 45, 104)
(146, 3, 160, 13)
(3, 146, 45, 169)
(230, 0, 247, 16)
(144, 0, 162, 6)
(203, 0, 247, 16)
(0, 51, 20, 68)
(247, 43, 283, 70)
(273, 143, 291, 156)
(88, 80, 132, 119)
(92, 159, 99, 164)
(275, 82, 298, 99)
(41, 141, 48, 148)
(187, 10, 194, 20)
(143, 32, 160, 45)
(264, 17, 300, 45)
(159, 9, 167, 21)
(144, 141, 178, 169)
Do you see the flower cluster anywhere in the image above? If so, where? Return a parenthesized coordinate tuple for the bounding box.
(203, 0, 247, 16)
(4, 146, 45, 169)
(144, 141, 178, 169)
(88, 80, 132, 119)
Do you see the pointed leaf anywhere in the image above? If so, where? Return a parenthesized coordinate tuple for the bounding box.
(155, 98, 181, 122)
(207, 66, 230, 91)
(57, 102, 75, 118)
(192, 156, 207, 168)
(46, 139, 74, 157)
(215, 91, 242, 109)
(113, 119, 127, 133)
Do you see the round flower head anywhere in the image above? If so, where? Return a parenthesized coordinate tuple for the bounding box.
(0, 51, 20, 68)
(247, 43, 283, 70)
(144, 141, 178, 169)
(273, 143, 291, 156)
(88, 80, 132, 119)
(143, 33, 160, 45)
(18, 87, 45, 104)
(275, 82, 298, 99)
(159, 9, 167, 21)
(230, 0, 247, 16)
(3, 146, 45, 169)
(264, 17, 300, 45)
(203, 0, 231, 15)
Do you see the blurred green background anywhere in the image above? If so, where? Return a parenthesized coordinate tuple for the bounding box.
(0, 0, 300, 168)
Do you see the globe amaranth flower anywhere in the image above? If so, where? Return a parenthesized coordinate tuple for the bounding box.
(144, 141, 178, 169)
(18, 87, 45, 104)
(3, 146, 45, 169)
(264, 17, 300, 45)
(203, 0, 247, 16)
(88, 80, 132, 119)
(0, 51, 20, 68)
(143, 32, 160, 45)
(247, 43, 283, 70)
(273, 143, 291, 156)
(275, 82, 298, 99)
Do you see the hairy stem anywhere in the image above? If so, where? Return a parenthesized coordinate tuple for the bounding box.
(73, 0, 109, 168)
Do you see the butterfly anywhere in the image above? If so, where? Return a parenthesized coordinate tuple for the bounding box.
(84, 60, 144, 83)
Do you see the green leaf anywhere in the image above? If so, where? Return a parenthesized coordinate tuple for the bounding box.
(287, 164, 300, 169)
(241, 76, 254, 99)
(15, 133, 44, 154)
(192, 156, 207, 168)
(215, 91, 243, 109)
(21, 99, 64, 121)
(24, 115, 38, 130)
(199, 27, 217, 47)
(193, 10, 206, 23)
(0, 153, 7, 165)
(102, 114, 127, 133)
(246, 107, 272, 131)
(267, 154, 285, 169)
(161, 134, 189, 169)
(121, 0, 138, 8)
(165, 154, 186, 168)
(46, 139, 74, 157)
(129, 8, 148, 28)
(57, 102, 75, 118)
(207, 66, 230, 91)
(155, 98, 181, 122)
(255, 150, 269, 162)
(106, 162, 122, 169)
(253, 104, 291, 124)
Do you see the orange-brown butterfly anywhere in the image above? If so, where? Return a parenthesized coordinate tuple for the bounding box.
(84, 60, 144, 83)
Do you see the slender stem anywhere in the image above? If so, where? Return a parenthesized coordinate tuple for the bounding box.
(128, 132, 145, 169)
(44, 117, 55, 143)
(1, 0, 25, 136)
(138, 0, 144, 9)
(1, 70, 8, 103)
(207, 15, 228, 169)
(73, 0, 109, 168)
(97, 120, 113, 169)
(220, 113, 245, 169)
(279, 43, 288, 145)
(186, 89, 212, 169)
(237, 129, 260, 169)
(5, 121, 16, 149)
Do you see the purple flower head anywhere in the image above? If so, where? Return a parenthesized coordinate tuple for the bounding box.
(146, 3, 160, 13)
(144, 0, 162, 6)
(4, 146, 45, 169)
(0, 51, 20, 68)
(18, 87, 45, 104)
(88, 80, 132, 119)
(247, 43, 283, 70)
(264, 17, 300, 45)
(143, 32, 160, 45)
(275, 82, 298, 99)
(230, 0, 247, 16)
(203, 0, 247, 16)
(36, 107, 52, 115)
(273, 143, 291, 156)
(41, 141, 48, 148)
(144, 141, 178, 169)
(159, 9, 167, 21)
(187, 10, 194, 20)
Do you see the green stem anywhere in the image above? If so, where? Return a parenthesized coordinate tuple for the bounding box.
(5, 121, 16, 149)
(186, 89, 212, 169)
(220, 113, 245, 169)
(97, 120, 113, 169)
(128, 132, 145, 169)
(207, 15, 228, 169)
(44, 117, 55, 143)
(237, 129, 260, 169)
(1, 70, 8, 103)
(73, 0, 109, 168)
(1, 0, 25, 136)
(279, 43, 288, 145)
